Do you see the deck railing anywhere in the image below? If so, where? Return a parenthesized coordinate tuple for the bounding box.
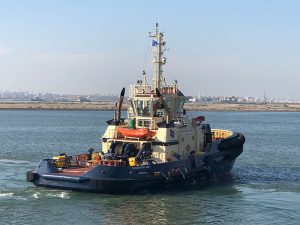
(129, 84, 178, 96)
(129, 85, 152, 96)
(211, 129, 233, 140)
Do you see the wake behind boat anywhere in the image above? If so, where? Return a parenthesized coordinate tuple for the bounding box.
(27, 24, 245, 193)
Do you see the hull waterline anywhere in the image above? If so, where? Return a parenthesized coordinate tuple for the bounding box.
(27, 133, 244, 194)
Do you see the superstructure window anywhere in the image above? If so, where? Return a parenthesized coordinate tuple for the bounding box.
(137, 119, 151, 128)
(144, 120, 150, 127)
(134, 100, 151, 116)
(156, 109, 164, 117)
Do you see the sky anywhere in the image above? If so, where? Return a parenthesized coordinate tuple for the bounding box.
(0, 0, 300, 98)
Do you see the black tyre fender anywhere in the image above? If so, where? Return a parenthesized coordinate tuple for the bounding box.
(218, 133, 245, 151)
(26, 170, 39, 182)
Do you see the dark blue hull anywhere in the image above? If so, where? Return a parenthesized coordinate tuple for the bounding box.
(27, 133, 245, 194)
(28, 158, 235, 194)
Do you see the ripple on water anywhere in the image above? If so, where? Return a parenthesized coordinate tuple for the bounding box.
(1, 111, 300, 225)
(0, 192, 14, 198)
(232, 166, 300, 186)
(45, 191, 71, 199)
(0, 159, 32, 165)
(0, 192, 28, 201)
(0, 187, 72, 204)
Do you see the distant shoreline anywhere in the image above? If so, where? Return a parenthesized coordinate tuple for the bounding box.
(1, 102, 300, 112)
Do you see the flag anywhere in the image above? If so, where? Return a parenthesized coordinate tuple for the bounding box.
(152, 40, 157, 46)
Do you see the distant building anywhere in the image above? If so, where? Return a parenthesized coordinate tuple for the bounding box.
(0, 90, 299, 104)
(78, 96, 92, 102)
(188, 97, 197, 103)
(31, 96, 44, 102)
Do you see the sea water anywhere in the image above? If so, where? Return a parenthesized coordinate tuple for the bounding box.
(0, 110, 299, 225)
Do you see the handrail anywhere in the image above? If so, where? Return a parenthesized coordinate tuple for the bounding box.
(211, 129, 233, 139)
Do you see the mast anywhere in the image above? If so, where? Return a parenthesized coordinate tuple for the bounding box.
(149, 23, 166, 91)
(143, 70, 147, 92)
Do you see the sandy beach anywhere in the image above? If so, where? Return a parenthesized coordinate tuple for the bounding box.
(1, 102, 300, 112)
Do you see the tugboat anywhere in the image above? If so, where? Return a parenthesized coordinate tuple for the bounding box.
(27, 24, 245, 193)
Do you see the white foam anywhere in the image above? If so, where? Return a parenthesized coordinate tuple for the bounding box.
(31, 192, 41, 199)
(46, 191, 70, 199)
(58, 192, 70, 199)
(0, 159, 30, 165)
(0, 192, 14, 198)
(0, 192, 28, 201)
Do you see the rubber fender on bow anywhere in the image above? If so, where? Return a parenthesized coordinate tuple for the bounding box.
(218, 133, 245, 151)
(26, 170, 39, 182)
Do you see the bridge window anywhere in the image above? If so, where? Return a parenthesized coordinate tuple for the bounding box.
(137, 119, 151, 128)
(134, 100, 151, 116)
(156, 109, 164, 117)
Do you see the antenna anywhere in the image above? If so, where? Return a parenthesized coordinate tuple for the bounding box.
(143, 70, 147, 91)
